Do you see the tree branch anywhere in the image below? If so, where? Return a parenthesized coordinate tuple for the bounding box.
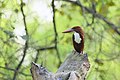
(12, 0, 29, 80)
(56, 0, 120, 35)
(0, 66, 31, 76)
(52, 0, 62, 66)
(37, 46, 55, 51)
(34, 46, 56, 63)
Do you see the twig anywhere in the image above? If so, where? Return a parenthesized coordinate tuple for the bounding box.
(34, 50, 40, 63)
(34, 46, 56, 62)
(0, 27, 14, 38)
(0, 66, 31, 76)
(0, 37, 12, 47)
(52, 0, 62, 66)
(12, 0, 29, 80)
(37, 46, 55, 51)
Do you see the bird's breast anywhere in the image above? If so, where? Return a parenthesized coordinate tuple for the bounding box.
(73, 32, 81, 44)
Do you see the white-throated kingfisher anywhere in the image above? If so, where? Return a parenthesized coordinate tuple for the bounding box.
(62, 26, 84, 54)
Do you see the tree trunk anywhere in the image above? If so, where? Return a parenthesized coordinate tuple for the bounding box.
(30, 51, 90, 80)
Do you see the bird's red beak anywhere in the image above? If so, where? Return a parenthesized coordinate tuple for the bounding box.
(62, 28, 74, 33)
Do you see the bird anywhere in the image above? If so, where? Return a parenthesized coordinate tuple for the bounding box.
(62, 26, 84, 54)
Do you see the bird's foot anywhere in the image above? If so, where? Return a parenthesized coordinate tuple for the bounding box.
(78, 53, 83, 56)
(72, 50, 84, 56)
(72, 50, 77, 54)
(80, 51, 84, 54)
(77, 51, 84, 56)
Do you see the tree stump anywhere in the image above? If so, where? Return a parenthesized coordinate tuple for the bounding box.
(30, 51, 90, 80)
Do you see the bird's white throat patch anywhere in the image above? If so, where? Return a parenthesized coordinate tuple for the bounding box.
(74, 32, 81, 44)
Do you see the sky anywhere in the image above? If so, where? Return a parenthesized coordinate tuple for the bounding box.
(13, 0, 53, 45)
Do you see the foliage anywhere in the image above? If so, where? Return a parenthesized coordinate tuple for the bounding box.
(0, 0, 120, 80)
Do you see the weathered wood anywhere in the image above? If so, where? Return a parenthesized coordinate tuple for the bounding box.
(30, 51, 90, 80)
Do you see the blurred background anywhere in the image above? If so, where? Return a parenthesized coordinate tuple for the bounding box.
(0, 0, 120, 80)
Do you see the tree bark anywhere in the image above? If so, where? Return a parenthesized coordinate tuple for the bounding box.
(30, 51, 90, 80)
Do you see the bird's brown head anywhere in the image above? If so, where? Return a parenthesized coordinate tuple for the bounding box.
(62, 26, 84, 37)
